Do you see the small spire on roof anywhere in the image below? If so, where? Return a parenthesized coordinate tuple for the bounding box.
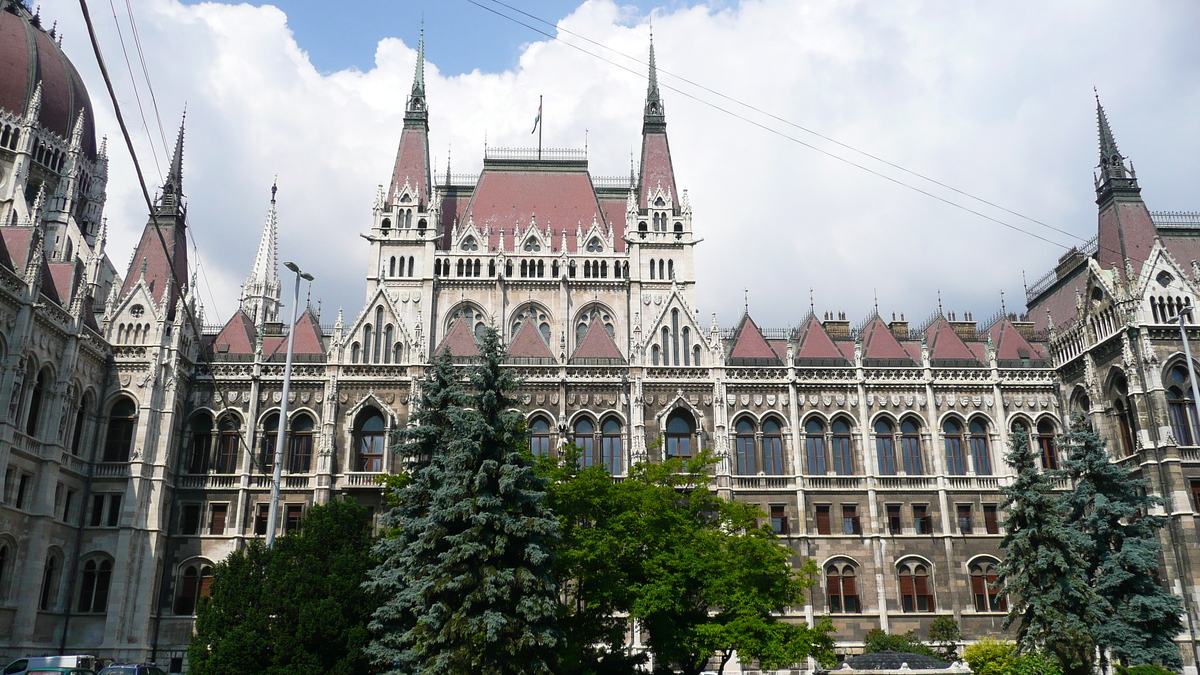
(1000, 290, 1006, 316)
(937, 289, 943, 316)
(809, 288, 815, 316)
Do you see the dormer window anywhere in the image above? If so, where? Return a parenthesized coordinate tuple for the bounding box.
(586, 238, 603, 252)
(461, 237, 479, 251)
(523, 238, 541, 252)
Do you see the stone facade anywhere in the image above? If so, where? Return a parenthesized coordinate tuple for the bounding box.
(2, 6, 1200, 673)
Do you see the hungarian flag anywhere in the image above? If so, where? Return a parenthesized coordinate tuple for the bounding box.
(531, 99, 541, 134)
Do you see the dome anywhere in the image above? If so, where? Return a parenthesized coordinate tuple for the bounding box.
(0, 1, 97, 159)
(841, 650, 952, 671)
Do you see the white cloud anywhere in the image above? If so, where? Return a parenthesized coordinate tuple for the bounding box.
(44, 0, 1200, 329)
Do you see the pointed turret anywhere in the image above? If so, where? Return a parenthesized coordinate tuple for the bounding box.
(388, 29, 432, 206)
(159, 113, 185, 214)
(242, 181, 282, 325)
(637, 34, 678, 211)
(1092, 95, 1157, 274)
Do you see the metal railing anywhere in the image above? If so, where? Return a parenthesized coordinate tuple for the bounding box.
(591, 175, 633, 189)
(1151, 211, 1200, 229)
(484, 147, 587, 162)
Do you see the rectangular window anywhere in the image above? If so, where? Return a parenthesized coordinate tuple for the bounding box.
(806, 435, 827, 475)
(832, 435, 853, 475)
(107, 494, 122, 527)
(887, 503, 902, 535)
(63, 488, 76, 523)
(877, 436, 896, 475)
(770, 504, 788, 535)
(945, 436, 966, 475)
(2, 466, 15, 503)
(815, 504, 831, 535)
(842, 504, 862, 535)
(983, 504, 1000, 534)
(913, 504, 932, 535)
(957, 504, 973, 535)
(16, 473, 31, 509)
(1192, 481, 1200, 512)
(285, 504, 304, 533)
(209, 503, 228, 535)
(54, 483, 64, 519)
(254, 503, 270, 536)
(181, 503, 202, 535)
(91, 494, 106, 526)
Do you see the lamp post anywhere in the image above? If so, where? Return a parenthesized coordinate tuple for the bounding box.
(266, 261, 314, 548)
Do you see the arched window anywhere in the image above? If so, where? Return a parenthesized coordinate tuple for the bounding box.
(476, 259, 483, 277)
(398, 256, 406, 277)
(1114, 398, 1136, 456)
(363, 325, 373, 364)
(457, 259, 465, 276)
(665, 411, 694, 459)
(39, 552, 60, 610)
(762, 419, 783, 475)
(639, 221, 647, 232)
(374, 308, 385, 363)
(102, 397, 138, 462)
(288, 414, 315, 473)
(969, 419, 992, 475)
(71, 394, 92, 456)
(552, 260, 559, 277)
(658, 259, 665, 280)
(77, 557, 113, 613)
(215, 416, 241, 474)
(831, 418, 853, 475)
(586, 238, 602, 252)
(355, 410, 385, 472)
(461, 236, 478, 251)
(943, 419, 966, 475)
(649, 259, 656, 280)
(899, 561, 934, 612)
(529, 417, 552, 457)
(1037, 420, 1058, 470)
(601, 419, 622, 474)
(667, 259, 674, 280)
(25, 368, 50, 437)
(408, 256, 415, 277)
(509, 260, 515, 277)
(434, 259, 442, 276)
(1168, 366, 1198, 446)
(259, 413, 279, 474)
(186, 414, 213, 474)
(651, 345, 660, 366)
(682, 327, 691, 366)
(351, 342, 361, 363)
(174, 562, 213, 615)
(805, 419, 827, 475)
(523, 238, 541, 252)
(970, 560, 1006, 612)
(735, 419, 756, 475)
(826, 562, 860, 613)
(875, 419, 896, 475)
(389, 257, 396, 276)
(901, 419, 923, 475)
(0, 541, 9, 602)
(575, 418, 596, 467)
(692, 344, 701, 366)
(489, 259, 496, 277)
(383, 325, 394, 364)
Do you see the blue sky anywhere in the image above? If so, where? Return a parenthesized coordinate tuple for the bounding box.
(179, 0, 696, 75)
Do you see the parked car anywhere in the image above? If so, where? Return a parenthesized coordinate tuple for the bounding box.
(96, 666, 167, 675)
(2, 656, 97, 675)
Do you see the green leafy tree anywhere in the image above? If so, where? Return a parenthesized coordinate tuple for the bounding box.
(997, 427, 1096, 675)
(928, 616, 963, 662)
(367, 329, 560, 675)
(1059, 418, 1184, 670)
(188, 499, 379, 675)
(862, 629, 938, 659)
(963, 638, 1016, 675)
(1005, 653, 1063, 675)
(544, 451, 834, 675)
(1115, 665, 1177, 675)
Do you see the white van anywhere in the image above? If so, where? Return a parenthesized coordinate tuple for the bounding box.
(2, 655, 97, 675)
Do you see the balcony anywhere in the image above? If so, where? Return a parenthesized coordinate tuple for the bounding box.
(178, 474, 237, 489)
(59, 451, 89, 476)
(803, 476, 866, 490)
(732, 476, 795, 490)
(876, 476, 937, 490)
(11, 431, 52, 459)
(947, 476, 1003, 490)
(343, 472, 385, 488)
(94, 462, 130, 478)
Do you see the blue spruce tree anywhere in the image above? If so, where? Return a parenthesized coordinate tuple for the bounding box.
(367, 331, 560, 675)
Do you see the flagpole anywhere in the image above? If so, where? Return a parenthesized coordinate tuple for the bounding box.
(538, 95, 543, 160)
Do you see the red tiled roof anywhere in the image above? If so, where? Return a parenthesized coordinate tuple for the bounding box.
(36, 255, 59, 304)
(387, 125, 430, 205)
(729, 314, 781, 363)
(572, 319, 623, 360)
(1161, 233, 1200, 281)
(835, 341, 856, 361)
(439, 193, 472, 232)
(1098, 200, 1157, 275)
(901, 341, 923, 362)
(119, 219, 188, 308)
(0, 228, 33, 271)
(638, 131, 677, 210)
(1027, 262, 1087, 332)
(290, 310, 326, 355)
(461, 167, 607, 253)
(436, 318, 480, 357)
(46, 261, 76, 305)
(794, 316, 846, 362)
(988, 319, 1041, 363)
(212, 310, 257, 355)
(509, 319, 554, 360)
(861, 316, 913, 363)
(968, 342, 988, 363)
(925, 317, 981, 364)
(597, 197, 628, 252)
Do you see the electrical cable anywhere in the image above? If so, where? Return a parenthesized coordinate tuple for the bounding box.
(123, 0, 171, 158)
(103, 0, 162, 182)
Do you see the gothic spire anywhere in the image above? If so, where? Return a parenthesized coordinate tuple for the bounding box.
(159, 111, 186, 213)
(242, 180, 282, 325)
(407, 26, 427, 116)
(1096, 92, 1120, 166)
(643, 32, 665, 128)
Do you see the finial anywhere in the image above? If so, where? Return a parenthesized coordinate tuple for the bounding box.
(271, 176, 277, 203)
(937, 289, 943, 316)
(743, 287, 749, 315)
(809, 288, 815, 316)
(1000, 290, 1006, 316)
(873, 288, 878, 315)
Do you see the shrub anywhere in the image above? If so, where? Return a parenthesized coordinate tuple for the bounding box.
(1005, 653, 1062, 675)
(964, 639, 1016, 675)
(862, 629, 938, 659)
(1116, 666, 1177, 675)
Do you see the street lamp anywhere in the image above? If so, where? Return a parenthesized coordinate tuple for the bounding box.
(266, 261, 314, 548)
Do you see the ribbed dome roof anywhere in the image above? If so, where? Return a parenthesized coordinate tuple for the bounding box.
(0, 1, 96, 158)
(842, 650, 952, 671)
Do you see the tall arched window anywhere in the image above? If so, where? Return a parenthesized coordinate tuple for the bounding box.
(805, 419, 827, 475)
(25, 368, 50, 437)
(408, 256, 415, 277)
(735, 419, 756, 475)
(762, 419, 783, 475)
(77, 557, 113, 613)
(969, 419, 992, 475)
(259, 413, 279, 474)
(649, 259, 656, 280)
(529, 417, 552, 457)
(826, 562, 860, 613)
(1037, 420, 1058, 470)
(174, 562, 213, 615)
(831, 418, 853, 475)
(102, 397, 138, 462)
(1168, 366, 1198, 446)
(186, 414, 213, 474)
(355, 410, 385, 472)
(215, 416, 241, 474)
(575, 418, 596, 467)
(374, 308, 385, 363)
(651, 345, 660, 366)
(1112, 375, 1137, 456)
(970, 560, 1006, 612)
(398, 256, 405, 277)
(899, 561, 934, 612)
(389, 257, 396, 276)
(351, 342, 360, 363)
(875, 419, 896, 475)
(71, 394, 92, 456)
(362, 325, 373, 364)
(665, 411, 694, 459)
(383, 325, 394, 364)
(288, 414, 315, 473)
(601, 419, 622, 474)
(901, 419, 923, 475)
(943, 419, 966, 476)
(0, 541, 9, 602)
(39, 552, 60, 610)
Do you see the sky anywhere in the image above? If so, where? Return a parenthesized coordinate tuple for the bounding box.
(38, 0, 1200, 331)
